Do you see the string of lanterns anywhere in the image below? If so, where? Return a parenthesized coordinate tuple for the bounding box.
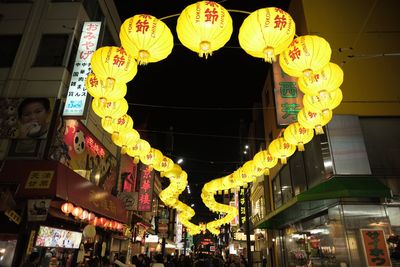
(85, 1, 344, 235)
(60, 202, 124, 232)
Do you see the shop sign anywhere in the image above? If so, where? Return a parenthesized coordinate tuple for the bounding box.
(63, 21, 101, 117)
(137, 164, 155, 212)
(272, 56, 303, 126)
(360, 229, 392, 267)
(26, 230, 36, 255)
(25, 171, 54, 189)
(27, 199, 51, 221)
(117, 191, 138, 211)
(238, 187, 246, 226)
(4, 209, 21, 224)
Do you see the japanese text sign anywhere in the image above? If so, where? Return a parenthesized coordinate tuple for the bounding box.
(137, 164, 155, 211)
(360, 229, 392, 267)
(272, 56, 304, 126)
(25, 171, 54, 189)
(63, 22, 101, 117)
(238, 187, 246, 226)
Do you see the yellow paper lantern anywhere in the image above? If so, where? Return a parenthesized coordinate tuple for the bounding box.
(279, 35, 331, 77)
(120, 14, 174, 65)
(297, 107, 333, 135)
(101, 114, 134, 139)
(253, 150, 278, 175)
(111, 128, 140, 154)
(238, 7, 296, 63)
(154, 156, 174, 175)
(298, 62, 344, 96)
(284, 122, 314, 151)
(85, 73, 127, 102)
(90, 46, 138, 84)
(140, 148, 163, 169)
(91, 98, 129, 123)
(126, 138, 151, 164)
(303, 88, 343, 115)
(268, 137, 296, 164)
(176, 1, 233, 58)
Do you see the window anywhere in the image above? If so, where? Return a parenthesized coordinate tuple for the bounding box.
(290, 151, 308, 195)
(280, 165, 293, 204)
(67, 37, 78, 74)
(0, 35, 22, 67)
(273, 175, 282, 209)
(304, 135, 326, 188)
(33, 34, 69, 67)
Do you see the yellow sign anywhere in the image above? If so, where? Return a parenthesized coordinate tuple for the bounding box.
(5, 209, 21, 224)
(26, 230, 36, 255)
(25, 171, 54, 189)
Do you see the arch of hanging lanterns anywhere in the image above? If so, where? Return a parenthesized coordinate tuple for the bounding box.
(80, 1, 344, 236)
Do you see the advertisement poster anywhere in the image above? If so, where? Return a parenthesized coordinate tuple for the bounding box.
(35, 225, 82, 249)
(360, 229, 392, 267)
(27, 199, 51, 221)
(48, 119, 117, 190)
(0, 97, 56, 139)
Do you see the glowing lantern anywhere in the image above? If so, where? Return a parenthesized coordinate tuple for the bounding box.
(126, 138, 151, 164)
(90, 46, 138, 84)
(268, 137, 296, 164)
(155, 156, 174, 176)
(91, 216, 98, 226)
(140, 148, 163, 170)
(101, 114, 134, 140)
(298, 62, 344, 96)
(61, 202, 74, 215)
(279, 35, 331, 77)
(85, 73, 127, 103)
(120, 14, 174, 65)
(163, 163, 183, 179)
(91, 98, 129, 123)
(238, 7, 296, 63)
(253, 150, 278, 175)
(284, 122, 314, 151)
(79, 210, 89, 220)
(111, 128, 140, 154)
(87, 212, 96, 222)
(83, 224, 96, 239)
(297, 107, 333, 135)
(71, 206, 83, 218)
(303, 88, 343, 115)
(176, 1, 233, 58)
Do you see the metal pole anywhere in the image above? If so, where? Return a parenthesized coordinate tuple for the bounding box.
(183, 234, 187, 255)
(161, 237, 166, 257)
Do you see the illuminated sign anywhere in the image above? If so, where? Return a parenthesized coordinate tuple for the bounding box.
(63, 22, 101, 117)
(272, 56, 304, 126)
(137, 164, 155, 212)
(238, 187, 246, 226)
(360, 229, 392, 267)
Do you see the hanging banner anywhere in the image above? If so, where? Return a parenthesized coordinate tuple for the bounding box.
(272, 56, 304, 126)
(137, 164, 155, 212)
(63, 21, 101, 117)
(360, 229, 392, 267)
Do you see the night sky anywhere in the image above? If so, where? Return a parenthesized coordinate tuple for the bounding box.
(113, 0, 290, 222)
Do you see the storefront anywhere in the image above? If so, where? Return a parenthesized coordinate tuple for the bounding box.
(0, 159, 128, 267)
(255, 176, 395, 267)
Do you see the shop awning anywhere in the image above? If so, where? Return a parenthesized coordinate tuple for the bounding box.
(0, 160, 128, 223)
(255, 176, 392, 229)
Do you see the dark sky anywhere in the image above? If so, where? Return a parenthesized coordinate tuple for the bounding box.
(113, 0, 290, 221)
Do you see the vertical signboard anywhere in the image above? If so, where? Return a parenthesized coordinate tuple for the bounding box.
(137, 164, 155, 212)
(238, 187, 246, 227)
(63, 22, 101, 117)
(360, 229, 392, 267)
(272, 56, 304, 126)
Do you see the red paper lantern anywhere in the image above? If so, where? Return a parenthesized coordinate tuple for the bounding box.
(79, 210, 89, 220)
(91, 217, 99, 226)
(71, 206, 83, 218)
(87, 212, 96, 222)
(60, 202, 74, 215)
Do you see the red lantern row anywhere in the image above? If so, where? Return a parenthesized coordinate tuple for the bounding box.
(61, 202, 123, 232)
